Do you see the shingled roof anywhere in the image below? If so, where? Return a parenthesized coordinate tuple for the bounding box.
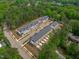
(16, 16, 49, 36)
(30, 22, 59, 45)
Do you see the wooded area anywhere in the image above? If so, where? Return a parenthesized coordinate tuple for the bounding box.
(0, 0, 79, 59)
(0, 0, 79, 29)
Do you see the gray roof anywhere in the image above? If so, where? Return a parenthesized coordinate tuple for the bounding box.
(30, 22, 59, 44)
(16, 16, 49, 35)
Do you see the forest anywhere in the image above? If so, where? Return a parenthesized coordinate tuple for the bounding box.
(0, 0, 79, 29)
(0, 0, 79, 59)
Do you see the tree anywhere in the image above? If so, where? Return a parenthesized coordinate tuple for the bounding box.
(0, 48, 22, 59)
(66, 55, 72, 59)
(69, 20, 79, 36)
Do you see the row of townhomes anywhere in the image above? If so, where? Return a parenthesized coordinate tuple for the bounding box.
(12, 16, 62, 58)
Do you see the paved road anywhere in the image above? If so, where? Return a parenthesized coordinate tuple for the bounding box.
(4, 29, 31, 59)
(56, 50, 66, 59)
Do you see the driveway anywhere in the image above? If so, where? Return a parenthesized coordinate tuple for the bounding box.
(3, 28, 31, 59)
